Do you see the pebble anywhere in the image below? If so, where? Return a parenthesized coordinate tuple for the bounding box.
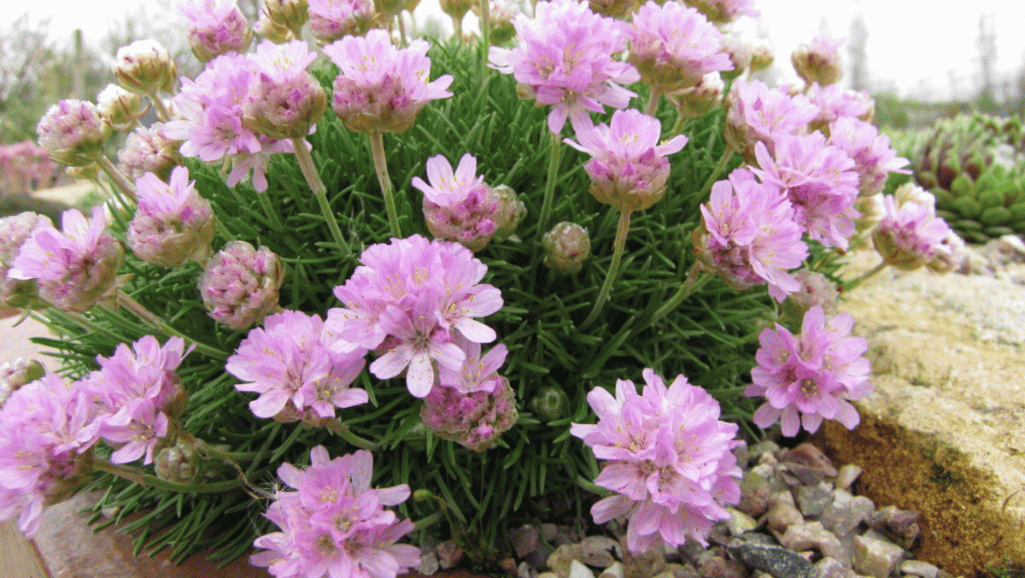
(834, 465, 863, 491)
(698, 555, 747, 578)
(853, 533, 905, 578)
(868, 505, 921, 549)
(780, 521, 847, 565)
(435, 540, 463, 570)
(726, 538, 815, 578)
(418, 551, 440, 576)
(510, 524, 541, 558)
(900, 560, 939, 578)
(814, 557, 851, 578)
(598, 562, 624, 578)
(821, 491, 875, 537)
(780, 442, 839, 478)
(766, 499, 804, 532)
(726, 508, 759, 536)
(568, 560, 596, 578)
(797, 482, 835, 517)
(738, 472, 772, 517)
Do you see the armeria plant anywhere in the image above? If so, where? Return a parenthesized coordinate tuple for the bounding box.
(0, 0, 961, 574)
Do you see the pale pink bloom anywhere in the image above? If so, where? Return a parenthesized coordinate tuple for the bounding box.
(806, 83, 873, 128)
(872, 194, 953, 271)
(8, 207, 123, 313)
(745, 306, 873, 436)
(752, 135, 861, 249)
(791, 35, 844, 86)
(129, 166, 216, 267)
(828, 116, 910, 197)
(308, 0, 377, 43)
(251, 446, 420, 578)
(226, 310, 368, 422)
(571, 369, 741, 553)
(0, 212, 47, 309)
(724, 79, 819, 162)
(693, 168, 807, 301)
(323, 29, 453, 134)
(35, 100, 110, 167)
(628, 2, 732, 93)
(488, 0, 639, 134)
(198, 241, 286, 330)
(565, 109, 688, 212)
(179, 0, 253, 62)
(117, 122, 182, 181)
(413, 154, 500, 252)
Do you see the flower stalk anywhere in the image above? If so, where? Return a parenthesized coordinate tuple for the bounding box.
(369, 132, 402, 238)
(96, 155, 137, 202)
(92, 459, 243, 493)
(292, 137, 349, 251)
(537, 131, 563, 239)
(114, 290, 227, 359)
(699, 146, 734, 199)
(581, 208, 632, 328)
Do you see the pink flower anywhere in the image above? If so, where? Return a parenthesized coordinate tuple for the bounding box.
(251, 446, 421, 578)
(0, 374, 97, 536)
(628, 1, 732, 93)
(128, 166, 216, 267)
(571, 369, 741, 553)
(693, 168, 807, 301)
(724, 80, 819, 162)
(0, 212, 47, 309)
(488, 0, 640, 134)
(198, 240, 286, 330)
(308, 0, 377, 43)
(323, 29, 453, 135)
(8, 207, 124, 313)
(791, 35, 844, 86)
(226, 310, 368, 422)
(752, 134, 861, 249)
(179, 0, 253, 62)
(828, 116, 910, 197)
(565, 109, 688, 212)
(806, 83, 873, 129)
(35, 100, 111, 167)
(412, 154, 500, 252)
(328, 236, 502, 398)
(243, 40, 327, 141)
(872, 194, 952, 271)
(745, 306, 873, 436)
(117, 122, 182, 181)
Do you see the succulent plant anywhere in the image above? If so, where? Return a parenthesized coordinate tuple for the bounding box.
(911, 113, 1025, 243)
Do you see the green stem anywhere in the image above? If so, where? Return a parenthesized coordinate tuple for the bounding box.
(411, 510, 445, 529)
(647, 264, 713, 324)
(581, 209, 632, 328)
(451, 15, 464, 41)
(147, 92, 172, 122)
(292, 137, 349, 252)
(846, 259, 888, 290)
(645, 89, 661, 117)
(92, 459, 243, 493)
(669, 114, 688, 138)
(256, 190, 283, 230)
(698, 146, 734, 200)
(325, 418, 380, 451)
(114, 290, 227, 360)
(369, 132, 401, 238)
(536, 131, 562, 239)
(480, 0, 491, 48)
(214, 216, 232, 240)
(96, 155, 136, 202)
(574, 475, 607, 495)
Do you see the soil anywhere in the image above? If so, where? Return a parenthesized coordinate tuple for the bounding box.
(814, 415, 1025, 577)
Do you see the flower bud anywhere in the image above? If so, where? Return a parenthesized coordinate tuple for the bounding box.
(95, 84, 147, 131)
(242, 73, 327, 140)
(473, 0, 518, 44)
(872, 195, 951, 271)
(0, 358, 46, 408)
(853, 193, 885, 235)
(198, 240, 286, 330)
(308, 0, 378, 44)
(154, 440, 205, 483)
(36, 100, 112, 167)
(927, 230, 967, 274)
(587, 0, 638, 18)
(529, 385, 570, 422)
(669, 72, 724, 121)
(113, 40, 178, 94)
(117, 122, 182, 182)
(542, 222, 590, 275)
(749, 44, 774, 73)
(0, 212, 46, 309)
(420, 377, 518, 452)
(791, 35, 844, 87)
(893, 182, 935, 212)
(128, 167, 217, 268)
(440, 0, 474, 20)
(718, 36, 751, 80)
(255, 13, 293, 42)
(489, 185, 526, 241)
(261, 0, 309, 38)
(778, 270, 839, 325)
(180, 0, 254, 62)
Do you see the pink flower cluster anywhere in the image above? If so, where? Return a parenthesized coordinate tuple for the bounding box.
(565, 109, 688, 212)
(0, 141, 60, 194)
(724, 79, 819, 162)
(828, 116, 910, 197)
(693, 168, 807, 301)
(35, 99, 111, 167)
(323, 29, 454, 134)
(198, 240, 286, 331)
(179, 0, 253, 62)
(307, 0, 377, 43)
(77, 336, 193, 465)
(118, 122, 182, 181)
(8, 207, 124, 313)
(328, 235, 503, 398)
(0, 212, 46, 309)
(420, 339, 517, 452)
(872, 193, 953, 271)
(745, 306, 872, 437)
(628, 1, 732, 93)
(128, 166, 217, 268)
(227, 310, 368, 423)
(412, 154, 500, 252)
(251, 446, 421, 578)
(488, 0, 640, 134)
(571, 369, 742, 554)
(0, 374, 97, 536)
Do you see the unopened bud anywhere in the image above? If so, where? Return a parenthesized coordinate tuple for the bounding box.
(113, 40, 178, 95)
(118, 122, 182, 182)
(779, 270, 839, 325)
(262, 0, 309, 37)
(927, 230, 967, 274)
(542, 222, 590, 275)
(587, 0, 638, 18)
(893, 182, 935, 212)
(529, 385, 570, 422)
(670, 72, 724, 120)
(36, 100, 112, 167)
(154, 440, 205, 483)
(96, 84, 147, 131)
(180, 0, 254, 62)
(255, 13, 293, 42)
(748, 44, 774, 73)
(0, 358, 46, 408)
(718, 37, 751, 80)
(440, 0, 474, 19)
(853, 193, 885, 235)
(489, 185, 527, 241)
(243, 74, 327, 140)
(791, 35, 844, 87)
(198, 240, 286, 330)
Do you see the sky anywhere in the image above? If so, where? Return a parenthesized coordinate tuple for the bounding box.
(5, 0, 1025, 102)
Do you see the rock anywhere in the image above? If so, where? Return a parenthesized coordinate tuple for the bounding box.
(747, 441, 781, 465)
(697, 555, 747, 578)
(598, 561, 625, 578)
(542, 523, 559, 542)
(725, 507, 759, 536)
(868, 505, 921, 549)
(576, 536, 619, 568)
(780, 442, 838, 478)
(853, 534, 904, 578)
(527, 541, 556, 572)
(779, 521, 847, 565)
(510, 524, 541, 558)
(738, 471, 772, 517)
(501, 558, 518, 575)
(834, 465, 863, 491)
(624, 547, 667, 578)
(435, 539, 464, 569)
(782, 462, 827, 486)
(568, 560, 597, 578)
(418, 551, 440, 575)
(766, 499, 804, 532)
(548, 545, 580, 578)
(665, 563, 700, 578)
(726, 539, 815, 578)
(814, 557, 852, 578)
(520, 561, 538, 578)
(820, 490, 874, 537)
(797, 482, 834, 517)
(900, 560, 939, 578)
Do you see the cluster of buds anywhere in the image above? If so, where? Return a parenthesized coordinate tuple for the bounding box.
(255, 0, 309, 42)
(36, 100, 111, 167)
(127, 166, 217, 268)
(197, 241, 286, 330)
(113, 40, 177, 95)
(542, 222, 591, 275)
(118, 123, 182, 181)
(95, 84, 147, 131)
(179, 0, 254, 62)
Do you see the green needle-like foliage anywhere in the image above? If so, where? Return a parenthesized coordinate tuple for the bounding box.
(34, 37, 772, 568)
